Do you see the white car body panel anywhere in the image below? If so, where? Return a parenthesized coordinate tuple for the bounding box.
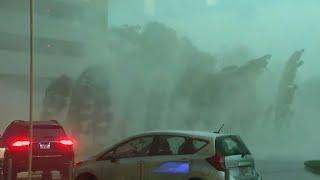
(74, 130, 260, 180)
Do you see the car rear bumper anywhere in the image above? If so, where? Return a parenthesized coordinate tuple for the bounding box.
(10, 154, 73, 171)
(203, 171, 262, 180)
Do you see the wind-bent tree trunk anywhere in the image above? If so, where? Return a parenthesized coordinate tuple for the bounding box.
(274, 49, 304, 127)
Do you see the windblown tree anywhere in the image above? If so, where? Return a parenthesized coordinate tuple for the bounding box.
(42, 22, 215, 147)
(66, 66, 113, 145)
(108, 22, 276, 133)
(273, 49, 304, 127)
(107, 22, 217, 131)
(41, 75, 73, 120)
(173, 54, 271, 131)
(41, 21, 305, 146)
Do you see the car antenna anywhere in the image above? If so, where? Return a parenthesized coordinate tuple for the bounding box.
(214, 124, 224, 133)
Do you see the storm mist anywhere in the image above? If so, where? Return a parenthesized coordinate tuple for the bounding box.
(1, 0, 319, 161)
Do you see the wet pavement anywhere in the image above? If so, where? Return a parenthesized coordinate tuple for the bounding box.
(6, 160, 320, 179)
(256, 160, 320, 180)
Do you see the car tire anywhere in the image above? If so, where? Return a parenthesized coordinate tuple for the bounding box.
(2, 158, 18, 180)
(3, 169, 18, 180)
(59, 161, 73, 180)
(60, 170, 70, 180)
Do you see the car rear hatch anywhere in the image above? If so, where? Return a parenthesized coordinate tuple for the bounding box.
(214, 135, 259, 179)
(32, 125, 73, 158)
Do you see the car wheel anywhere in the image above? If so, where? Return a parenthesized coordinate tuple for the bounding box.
(2, 159, 18, 180)
(3, 169, 18, 180)
(59, 161, 74, 179)
(60, 170, 71, 180)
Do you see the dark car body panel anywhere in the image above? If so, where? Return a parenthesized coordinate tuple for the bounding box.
(1, 120, 74, 175)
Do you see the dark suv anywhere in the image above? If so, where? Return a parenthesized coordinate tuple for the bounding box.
(0, 120, 74, 179)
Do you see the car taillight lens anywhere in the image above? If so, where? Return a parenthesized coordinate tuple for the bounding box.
(59, 140, 73, 146)
(206, 152, 225, 171)
(12, 140, 30, 147)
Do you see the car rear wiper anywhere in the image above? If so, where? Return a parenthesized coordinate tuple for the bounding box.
(241, 152, 246, 158)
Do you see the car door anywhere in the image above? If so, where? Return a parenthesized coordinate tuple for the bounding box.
(101, 135, 154, 180)
(144, 135, 195, 180)
(215, 135, 256, 179)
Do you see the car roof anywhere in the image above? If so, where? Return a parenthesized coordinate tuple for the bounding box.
(115, 130, 227, 148)
(133, 130, 230, 140)
(10, 120, 60, 126)
(93, 130, 235, 160)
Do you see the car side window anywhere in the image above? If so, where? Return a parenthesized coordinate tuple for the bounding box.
(193, 139, 208, 149)
(167, 136, 185, 155)
(149, 136, 173, 156)
(114, 136, 153, 159)
(149, 135, 209, 156)
(100, 150, 115, 160)
(178, 138, 208, 155)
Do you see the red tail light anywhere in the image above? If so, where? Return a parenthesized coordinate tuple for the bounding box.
(206, 152, 225, 171)
(12, 140, 30, 147)
(59, 140, 73, 146)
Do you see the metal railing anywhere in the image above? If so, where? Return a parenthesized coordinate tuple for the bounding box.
(27, 1, 34, 180)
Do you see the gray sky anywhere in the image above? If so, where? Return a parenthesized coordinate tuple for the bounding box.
(109, 0, 320, 80)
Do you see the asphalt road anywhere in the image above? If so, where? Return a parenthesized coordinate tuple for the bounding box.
(256, 160, 320, 180)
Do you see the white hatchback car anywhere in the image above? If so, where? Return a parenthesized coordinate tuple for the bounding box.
(74, 130, 262, 180)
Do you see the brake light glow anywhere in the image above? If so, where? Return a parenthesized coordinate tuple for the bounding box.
(12, 140, 30, 147)
(59, 140, 73, 146)
(206, 151, 225, 171)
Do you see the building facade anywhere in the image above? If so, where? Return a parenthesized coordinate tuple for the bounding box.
(0, 0, 108, 127)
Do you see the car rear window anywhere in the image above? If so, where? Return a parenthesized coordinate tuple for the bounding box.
(3, 125, 28, 139)
(215, 135, 251, 156)
(33, 125, 66, 138)
(2, 124, 66, 141)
